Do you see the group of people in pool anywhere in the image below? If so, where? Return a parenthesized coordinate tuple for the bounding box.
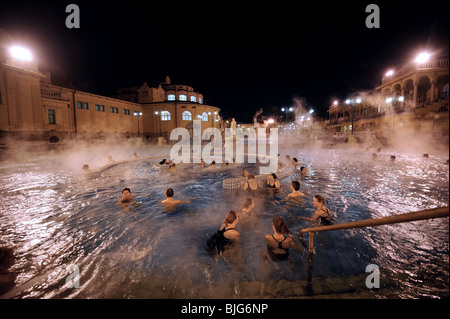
(116, 154, 334, 261)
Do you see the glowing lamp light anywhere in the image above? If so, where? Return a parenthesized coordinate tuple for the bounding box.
(415, 52, 431, 63)
(333, 100, 338, 106)
(356, 98, 362, 103)
(385, 70, 394, 77)
(267, 118, 274, 124)
(9, 46, 33, 61)
(398, 96, 405, 102)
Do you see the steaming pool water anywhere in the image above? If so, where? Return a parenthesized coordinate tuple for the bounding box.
(0, 145, 448, 299)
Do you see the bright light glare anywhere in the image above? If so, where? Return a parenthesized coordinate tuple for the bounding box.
(267, 118, 274, 124)
(9, 46, 32, 61)
(415, 52, 431, 63)
(385, 70, 394, 77)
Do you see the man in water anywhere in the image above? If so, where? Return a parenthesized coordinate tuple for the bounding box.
(116, 188, 151, 211)
(161, 188, 198, 213)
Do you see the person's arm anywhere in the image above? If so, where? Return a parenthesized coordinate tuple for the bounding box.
(286, 236, 303, 252)
(182, 196, 198, 204)
(132, 193, 151, 198)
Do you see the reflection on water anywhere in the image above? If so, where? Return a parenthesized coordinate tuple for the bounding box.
(0, 147, 448, 298)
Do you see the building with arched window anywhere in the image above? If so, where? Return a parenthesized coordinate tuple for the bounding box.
(327, 53, 449, 142)
(114, 76, 222, 140)
(0, 29, 222, 143)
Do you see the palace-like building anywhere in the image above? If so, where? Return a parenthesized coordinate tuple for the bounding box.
(326, 53, 449, 143)
(0, 29, 221, 143)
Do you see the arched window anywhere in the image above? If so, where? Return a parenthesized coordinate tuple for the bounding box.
(182, 111, 192, 121)
(179, 94, 187, 101)
(161, 110, 171, 121)
(190, 96, 197, 102)
(168, 94, 175, 101)
(202, 112, 208, 122)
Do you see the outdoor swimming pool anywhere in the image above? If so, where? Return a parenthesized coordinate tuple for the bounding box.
(0, 143, 448, 298)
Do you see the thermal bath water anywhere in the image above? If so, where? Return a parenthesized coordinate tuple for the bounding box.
(0, 145, 448, 299)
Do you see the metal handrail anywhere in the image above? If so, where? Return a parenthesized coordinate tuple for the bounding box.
(299, 207, 449, 253)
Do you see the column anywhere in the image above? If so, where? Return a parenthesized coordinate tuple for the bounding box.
(430, 81, 435, 104)
(413, 82, 418, 108)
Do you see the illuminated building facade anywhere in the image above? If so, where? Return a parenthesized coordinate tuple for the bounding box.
(327, 53, 449, 142)
(0, 29, 221, 143)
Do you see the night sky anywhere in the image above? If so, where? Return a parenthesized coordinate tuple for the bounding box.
(1, 1, 448, 122)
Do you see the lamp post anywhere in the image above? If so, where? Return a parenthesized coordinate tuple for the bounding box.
(345, 98, 361, 134)
(154, 111, 162, 137)
(281, 106, 294, 123)
(134, 111, 142, 137)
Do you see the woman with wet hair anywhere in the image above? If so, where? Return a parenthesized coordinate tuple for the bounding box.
(265, 216, 302, 261)
(299, 195, 334, 225)
(267, 173, 281, 189)
(207, 210, 240, 256)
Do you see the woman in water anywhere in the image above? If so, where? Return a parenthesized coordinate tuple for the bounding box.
(264, 216, 302, 261)
(242, 173, 259, 192)
(299, 195, 334, 225)
(267, 173, 281, 189)
(207, 210, 240, 256)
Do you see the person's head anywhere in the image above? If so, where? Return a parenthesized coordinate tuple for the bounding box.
(159, 159, 167, 165)
(271, 173, 277, 180)
(300, 166, 306, 174)
(224, 210, 239, 225)
(292, 158, 298, 163)
(211, 160, 216, 165)
(272, 216, 290, 234)
(82, 164, 89, 172)
(165, 188, 174, 198)
(122, 187, 131, 198)
(313, 195, 326, 207)
(242, 169, 249, 178)
(241, 197, 255, 211)
(291, 180, 300, 191)
(390, 155, 396, 161)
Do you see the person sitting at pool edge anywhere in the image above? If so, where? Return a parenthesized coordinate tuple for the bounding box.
(161, 188, 198, 212)
(298, 195, 334, 226)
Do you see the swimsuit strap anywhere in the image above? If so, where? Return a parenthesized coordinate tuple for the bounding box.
(272, 235, 287, 249)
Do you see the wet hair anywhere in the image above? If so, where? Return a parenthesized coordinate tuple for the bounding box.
(390, 155, 396, 160)
(241, 197, 254, 210)
(291, 180, 300, 191)
(272, 216, 290, 234)
(223, 210, 238, 225)
(211, 161, 216, 165)
(122, 187, 131, 193)
(292, 158, 298, 163)
(159, 159, 167, 165)
(271, 173, 277, 180)
(314, 194, 327, 204)
(165, 188, 174, 197)
(300, 166, 306, 172)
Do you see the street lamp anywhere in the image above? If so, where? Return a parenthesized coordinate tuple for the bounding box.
(134, 111, 142, 137)
(9, 46, 33, 61)
(415, 52, 431, 64)
(281, 106, 294, 122)
(345, 97, 362, 134)
(154, 111, 162, 137)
